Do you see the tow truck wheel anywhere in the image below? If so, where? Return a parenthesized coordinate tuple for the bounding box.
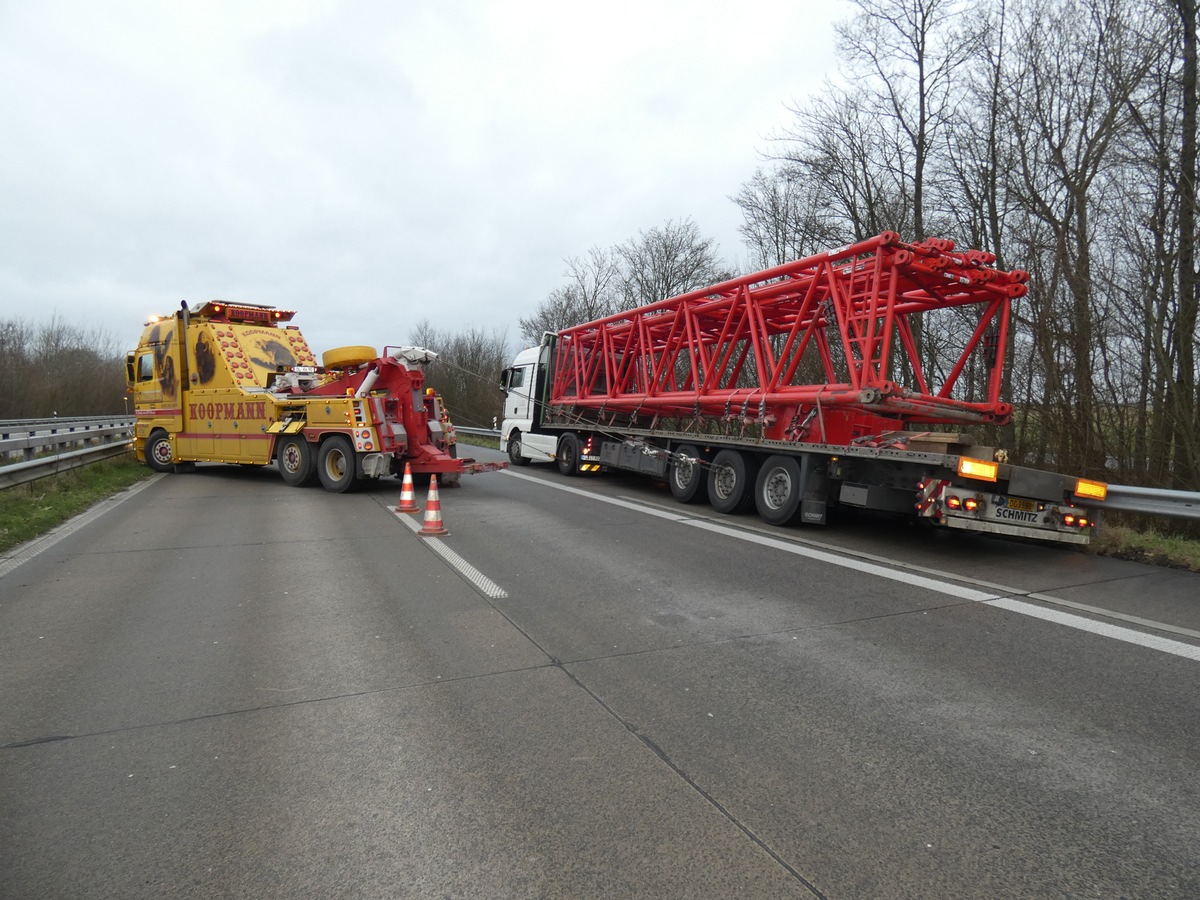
(755, 455, 803, 525)
(145, 430, 174, 473)
(507, 432, 530, 466)
(556, 433, 581, 476)
(708, 449, 760, 514)
(317, 435, 357, 493)
(669, 444, 708, 504)
(277, 435, 315, 486)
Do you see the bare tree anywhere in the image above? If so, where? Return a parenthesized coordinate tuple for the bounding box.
(732, 166, 845, 268)
(409, 319, 511, 431)
(836, 0, 978, 241)
(1002, 0, 1148, 473)
(615, 218, 725, 310)
(777, 85, 913, 240)
(519, 247, 621, 344)
(0, 316, 126, 417)
(1172, 0, 1198, 487)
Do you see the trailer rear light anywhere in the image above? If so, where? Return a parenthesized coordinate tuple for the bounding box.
(957, 456, 999, 482)
(1063, 513, 1076, 526)
(946, 495, 962, 510)
(1073, 478, 1108, 501)
(963, 497, 980, 512)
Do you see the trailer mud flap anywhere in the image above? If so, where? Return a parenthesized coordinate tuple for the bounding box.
(799, 453, 829, 524)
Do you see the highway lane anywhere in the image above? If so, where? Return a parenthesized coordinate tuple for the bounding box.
(2, 454, 1198, 898)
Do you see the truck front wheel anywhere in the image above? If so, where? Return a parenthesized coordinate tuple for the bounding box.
(277, 435, 315, 486)
(708, 449, 759, 514)
(669, 444, 708, 504)
(317, 435, 357, 493)
(145, 430, 174, 473)
(755, 455, 803, 525)
(556, 433, 581, 476)
(507, 432, 530, 466)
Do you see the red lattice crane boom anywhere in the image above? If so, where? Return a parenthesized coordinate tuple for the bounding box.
(548, 232, 1023, 445)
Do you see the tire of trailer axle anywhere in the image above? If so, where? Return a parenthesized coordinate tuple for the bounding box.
(556, 433, 581, 476)
(317, 435, 357, 493)
(755, 454, 803, 526)
(277, 434, 315, 486)
(707, 449, 760, 514)
(145, 429, 174, 473)
(668, 443, 708, 504)
(507, 431, 529, 466)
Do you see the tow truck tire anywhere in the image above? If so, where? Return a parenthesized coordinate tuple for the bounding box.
(507, 432, 530, 466)
(556, 433, 581, 476)
(145, 429, 174, 473)
(669, 444, 708, 504)
(317, 435, 357, 493)
(755, 455, 803, 525)
(708, 449, 760, 514)
(322, 345, 377, 369)
(277, 435, 315, 486)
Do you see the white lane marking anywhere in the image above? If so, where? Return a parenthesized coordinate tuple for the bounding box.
(503, 470, 1200, 662)
(988, 598, 1200, 661)
(0, 474, 164, 581)
(395, 512, 508, 599)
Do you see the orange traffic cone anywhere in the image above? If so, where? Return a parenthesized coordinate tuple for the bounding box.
(395, 463, 420, 514)
(417, 475, 449, 537)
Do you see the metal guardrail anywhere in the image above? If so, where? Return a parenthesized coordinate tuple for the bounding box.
(454, 426, 501, 439)
(0, 417, 135, 489)
(1078, 484, 1200, 522)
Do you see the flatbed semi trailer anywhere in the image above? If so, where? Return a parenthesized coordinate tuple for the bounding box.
(500, 233, 1106, 545)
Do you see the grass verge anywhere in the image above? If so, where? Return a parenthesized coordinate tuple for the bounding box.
(0, 454, 152, 554)
(1090, 522, 1200, 572)
(456, 435, 501, 452)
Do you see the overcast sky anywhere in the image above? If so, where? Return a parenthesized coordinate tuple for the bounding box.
(1, 0, 844, 355)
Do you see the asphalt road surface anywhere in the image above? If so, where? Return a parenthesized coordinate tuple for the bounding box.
(2, 449, 1198, 899)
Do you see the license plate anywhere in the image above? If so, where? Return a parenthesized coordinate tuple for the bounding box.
(1006, 497, 1036, 512)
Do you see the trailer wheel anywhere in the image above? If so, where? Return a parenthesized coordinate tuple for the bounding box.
(317, 435, 357, 493)
(507, 432, 530, 466)
(708, 449, 759, 514)
(145, 429, 174, 473)
(556, 433, 581, 476)
(755, 455, 803, 526)
(669, 444, 708, 504)
(277, 435, 316, 486)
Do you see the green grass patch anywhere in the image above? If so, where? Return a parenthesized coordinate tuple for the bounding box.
(0, 454, 152, 554)
(1090, 522, 1200, 572)
(456, 434, 501, 451)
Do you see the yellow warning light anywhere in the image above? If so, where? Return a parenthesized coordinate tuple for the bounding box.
(957, 456, 999, 482)
(1074, 478, 1108, 501)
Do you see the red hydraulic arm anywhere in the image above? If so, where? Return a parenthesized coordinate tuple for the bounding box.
(546, 232, 1024, 446)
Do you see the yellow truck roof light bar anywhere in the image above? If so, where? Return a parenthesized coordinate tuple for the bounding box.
(192, 301, 296, 323)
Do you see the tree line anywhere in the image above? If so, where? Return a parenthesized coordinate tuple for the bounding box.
(0, 317, 128, 418)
